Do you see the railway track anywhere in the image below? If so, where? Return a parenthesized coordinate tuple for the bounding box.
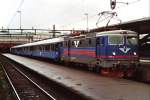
(0, 57, 55, 100)
(0, 55, 87, 100)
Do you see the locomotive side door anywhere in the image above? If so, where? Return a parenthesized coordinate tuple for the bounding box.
(68, 40, 71, 57)
(66, 40, 71, 62)
(57, 42, 63, 59)
(96, 36, 106, 58)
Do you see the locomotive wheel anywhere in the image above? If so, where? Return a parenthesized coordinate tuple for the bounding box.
(87, 64, 95, 71)
(95, 66, 101, 73)
(100, 68, 126, 78)
(88, 67, 94, 71)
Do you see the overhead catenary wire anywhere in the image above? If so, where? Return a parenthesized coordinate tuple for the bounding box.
(8, 0, 24, 28)
(114, 0, 141, 10)
(60, 0, 141, 30)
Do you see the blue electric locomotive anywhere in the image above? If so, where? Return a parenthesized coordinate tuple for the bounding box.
(10, 30, 139, 77)
(62, 30, 138, 77)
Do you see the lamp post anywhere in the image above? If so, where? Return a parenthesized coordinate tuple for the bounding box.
(85, 13, 89, 32)
(17, 10, 22, 29)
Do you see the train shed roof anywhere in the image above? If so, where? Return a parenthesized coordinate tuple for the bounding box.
(90, 17, 150, 34)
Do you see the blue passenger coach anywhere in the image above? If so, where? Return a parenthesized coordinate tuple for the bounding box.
(11, 37, 64, 60)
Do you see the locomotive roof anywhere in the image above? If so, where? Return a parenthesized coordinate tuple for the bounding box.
(96, 30, 137, 36)
(69, 30, 137, 39)
(12, 30, 137, 48)
(12, 37, 64, 48)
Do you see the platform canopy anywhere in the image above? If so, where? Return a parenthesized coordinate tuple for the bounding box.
(91, 17, 150, 34)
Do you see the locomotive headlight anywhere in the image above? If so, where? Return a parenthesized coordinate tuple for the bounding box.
(112, 52, 116, 55)
(133, 52, 137, 55)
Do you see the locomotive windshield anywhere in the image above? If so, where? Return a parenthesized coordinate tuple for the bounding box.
(126, 36, 138, 45)
(108, 35, 123, 45)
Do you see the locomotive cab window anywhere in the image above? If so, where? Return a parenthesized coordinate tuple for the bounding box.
(126, 36, 138, 45)
(108, 35, 123, 45)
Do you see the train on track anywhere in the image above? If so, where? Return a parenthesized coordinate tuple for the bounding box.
(10, 30, 139, 77)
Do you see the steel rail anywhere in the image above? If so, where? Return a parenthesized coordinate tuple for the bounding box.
(0, 63, 21, 100)
(2, 61, 56, 100)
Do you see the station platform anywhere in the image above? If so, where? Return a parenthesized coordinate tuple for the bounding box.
(3, 54, 150, 100)
(140, 59, 150, 63)
(139, 59, 150, 83)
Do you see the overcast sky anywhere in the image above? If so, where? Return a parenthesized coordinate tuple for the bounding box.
(0, 0, 149, 30)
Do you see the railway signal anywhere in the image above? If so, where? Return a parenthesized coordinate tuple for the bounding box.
(110, 0, 116, 10)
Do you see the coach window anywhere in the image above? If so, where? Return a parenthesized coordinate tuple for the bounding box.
(43, 45, 46, 51)
(72, 41, 74, 47)
(55, 43, 59, 50)
(59, 42, 62, 47)
(53, 44, 55, 51)
(52, 44, 54, 51)
(42, 45, 45, 51)
(55, 44, 58, 50)
(32, 46, 35, 51)
(50, 44, 52, 51)
(24, 48, 26, 51)
(44, 45, 47, 51)
(37, 46, 40, 51)
(45, 45, 47, 51)
(39, 46, 41, 51)
(53, 44, 56, 51)
(24, 47, 28, 52)
(27, 47, 29, 51)
(29, 47, 31, 51)
(59, 42, 63, 48)
(45, 45, 49, 51)
(51, 44, 53, 51)
(40, 46, 43, 51)
(65, 41, 67, 47)
(49, 45, 51, 51)
(47, 44, 50, 51)
(34, 46, 36, 51)
(52, 44, 55, 51)
(89, 38, 92, 45)
(41, 46, 43, 51)
(30, 47, 32, 51)
(50, 44, 51, 50)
